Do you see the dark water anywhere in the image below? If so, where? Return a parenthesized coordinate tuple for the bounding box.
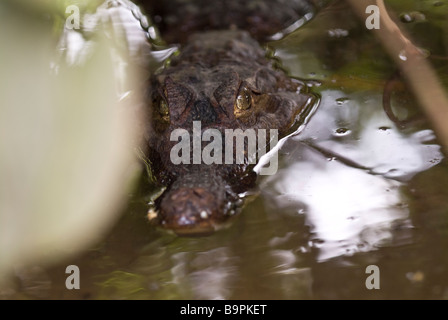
(4, 0, 448, 299)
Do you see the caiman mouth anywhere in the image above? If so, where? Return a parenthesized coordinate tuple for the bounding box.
(151, 183, 238, 236)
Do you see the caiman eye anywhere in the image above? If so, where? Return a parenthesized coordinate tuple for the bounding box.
(156, 86, 170, 122)
(235, 86, 252, 116)
(152, 92, 170, 126)
(159, 98, 170, 119)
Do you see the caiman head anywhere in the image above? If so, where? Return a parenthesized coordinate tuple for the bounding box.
(146, 30, 319, 235)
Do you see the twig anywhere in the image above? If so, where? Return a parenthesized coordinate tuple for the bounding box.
(346, 0, 448, 154)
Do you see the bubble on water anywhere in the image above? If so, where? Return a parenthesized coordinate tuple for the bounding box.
(335, 97, 349, 105)
(333, 127, 351, 137)
(399, 50, 408, 61)
(429, 158, 442, 165)
(399, 12, 426, 23)
(327, 28, 349, 38)
(400, 13, 414, 23)
(305, 80, 321, 88)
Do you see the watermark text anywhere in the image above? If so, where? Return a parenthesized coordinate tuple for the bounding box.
(65, 265, 80, 290)
(170, 121, 278, 175)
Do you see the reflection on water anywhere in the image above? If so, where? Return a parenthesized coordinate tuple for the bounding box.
(171, 248, 238, 300)
(261, 90, 442, 261)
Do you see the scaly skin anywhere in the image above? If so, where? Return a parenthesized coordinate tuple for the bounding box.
(146, 30, 318, 235)
(139, 0, 323, 43)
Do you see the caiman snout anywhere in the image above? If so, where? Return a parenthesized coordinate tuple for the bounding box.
(157, 178, 234, 235)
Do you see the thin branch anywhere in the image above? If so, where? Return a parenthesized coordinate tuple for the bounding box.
(346, 0, 448, 154)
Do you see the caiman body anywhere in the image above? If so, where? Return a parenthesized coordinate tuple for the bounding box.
(144, 0, 320, 235)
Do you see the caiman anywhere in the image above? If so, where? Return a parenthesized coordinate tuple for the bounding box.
(139, 0, 323, 235)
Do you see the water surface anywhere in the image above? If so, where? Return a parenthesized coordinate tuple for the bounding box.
(4, 0, 448, 300)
